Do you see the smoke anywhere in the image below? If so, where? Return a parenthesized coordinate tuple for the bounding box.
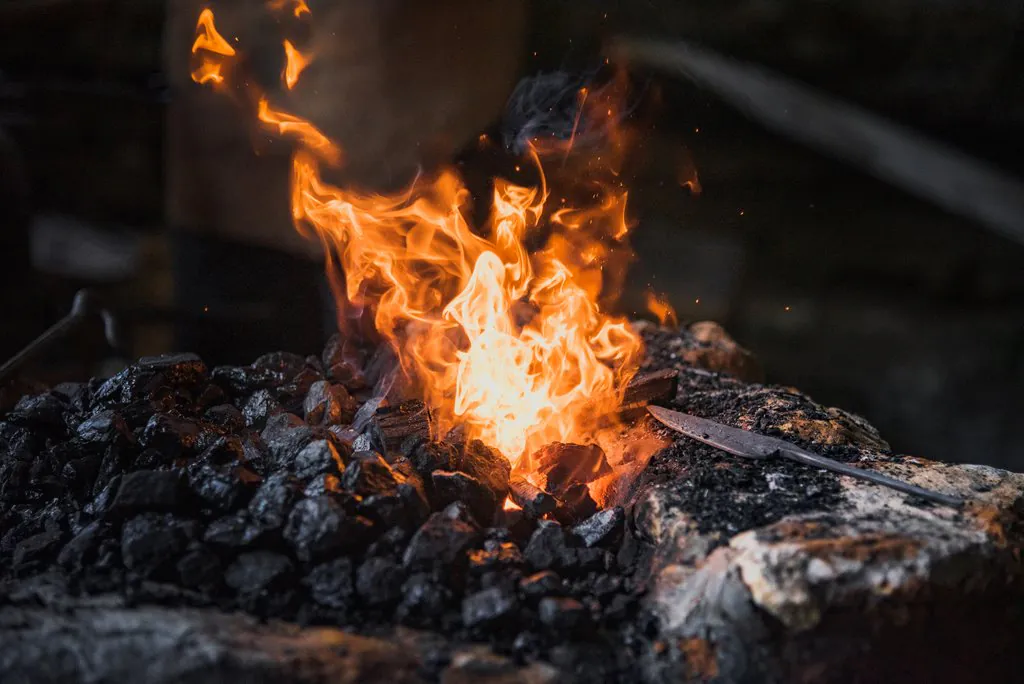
(500, 68, 644, 156)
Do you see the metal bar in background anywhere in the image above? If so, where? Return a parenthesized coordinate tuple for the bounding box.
(613, 38, 1024, 248)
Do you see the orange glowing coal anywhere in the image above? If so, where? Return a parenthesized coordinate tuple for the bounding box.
(190, 9, 660, 476)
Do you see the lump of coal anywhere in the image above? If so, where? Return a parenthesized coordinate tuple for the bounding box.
(13, 528, 65, 571)
(356, 557, 405, 607)
(176, 544, 222, 589)
(284, 496, 373, 561)
(260, 414, 317, 470)
(303, 473, 343, 497)
(460, 440, 511, 501)
(352, 421, 387, 455)
(76, 410, 131, 443)
(57, 521, 108, 570)
(188, 463, 258, 514)
(10, 393, 70, 434)
(523, 521, 603, 575)
(462, 585, 518, 628)
(196, 435, 245, 466)
(303, 380, 357, 426)
(305, 557, 355, 609)
(431, 471, 497, 526)
(519, 570, 564, 601)
(204, 511, 260, 548)
(137, 353, 207, 387)
(398, 572, 451, 624)
(403, 511, 480, 569)
(293, 439, 345, 480)
(111, 470, 184, 514)
(251, 351, 306, 386)
(342, 451, 398, 496)
(571, 506, 625, 548)
(376, 400, 431, 451)
(121, 513, 195, 576)
(528, 442, 611, 497)
(139, 413, 199, 459)
(508, 475, 557, 519)
(468, 542, 524, 576)
(408, 441, 457, 479)
(322, 334, 367, 389)
(225, 550, 294, 595)
(248, 472, 303, 532)
(242, 389, 282, 429)
(552, 482, 599, 526)
(204, 404, 245, 432)
(538, 596, 588, 631)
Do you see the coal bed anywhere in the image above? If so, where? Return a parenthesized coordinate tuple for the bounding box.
(2, 323, 1024, 683)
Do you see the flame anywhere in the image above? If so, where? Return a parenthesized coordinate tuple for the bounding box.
(268, 0, 310, 18)
(646, 290, 678, 327)
(190, 9, 236, 86)
(191, 9, 656, 475)
(282, 40, 311, 90)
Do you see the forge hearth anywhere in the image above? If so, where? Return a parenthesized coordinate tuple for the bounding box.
(2, 322, 1023, 683)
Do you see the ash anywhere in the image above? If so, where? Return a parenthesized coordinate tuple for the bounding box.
(0, 336, 664, 681)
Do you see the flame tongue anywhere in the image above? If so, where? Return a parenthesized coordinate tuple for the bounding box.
(191, 9, 647, 473)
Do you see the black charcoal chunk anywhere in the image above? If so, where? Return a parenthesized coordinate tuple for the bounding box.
(61, 454, 102, 498)
(322, 334, 368, 388)
(260, 414, 317, 470)
(304, 557, 355, 609)
(508, 475, 557, 519)
(53, 381, 90, 413)
(571, 506, 624, 548)
(431, 470, 497, 526)
(243, 389, 282, 429)
(459, 440, 511, 500)
(403, 512, 480, 569)
(303, 473, 343, 497)
(10, 393, 69, 433)
(13, 528, 65, 570)
(188, 463, 257, 514)
(356, 556, 405, 607)
(248, 472, 303, 532)
(137, 353, 207, 386)
(94, 365, 162, 406)
(0, 422, 35, 460)
(529, 442, 611, 497)
(303, 380, 357, 426)
(357, 492, 407, 530)
(139, 413, 200, 458)
(397, 572, 451, 624)
(284, 496, 373, 561)
(176, 544, 222, 589)
(523, 521, 604, 575)
(519, 570, 564, 601)
(111, 470, 183, 514)
(552, 482, 598, 525)
(85, 475, 121, 517)
(76, 409, 130, 443)
(468, 542, 524, 575)
(352, 421, 386, 455)
(462, 585, 518, 628)
(409, 441, 457, 478)
(120, 513, 194, 575)
(195, 384, 227, 412)
(204, 404, 245, 432)
(252, 351, 306, 379)
(341, 451, 398, 496)
(538, 597, 588, 631)
(57, 520, 108, 570)
(197, 435, 245, 465)
(225, 551, 294, 594)
(204, 511, 260, 548)
(293, 439, 344, 480)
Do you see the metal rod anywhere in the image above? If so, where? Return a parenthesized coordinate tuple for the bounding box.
(779, 448, 964, 507)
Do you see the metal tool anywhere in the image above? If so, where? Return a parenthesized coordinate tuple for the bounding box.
(612, 38, 1024, 248)
(647, 405, 963, 507)
(0, 289, 121, 385)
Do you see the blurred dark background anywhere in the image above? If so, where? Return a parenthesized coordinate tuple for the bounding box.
(1, 0, 1022, 467)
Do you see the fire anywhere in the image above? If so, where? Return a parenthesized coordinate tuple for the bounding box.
(190, 8, 235, 86)
(268, 0, 311, 18)
(282, 40, 311, 90)
(646, 290, 678, 327)
(191, 9, 652, 473)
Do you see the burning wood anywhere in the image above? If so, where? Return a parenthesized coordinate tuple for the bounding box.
(528, 442, 612, 497)
(374, 400, 431, 452)
(620, 369, 680, 415)
(508, 474, 558, 519)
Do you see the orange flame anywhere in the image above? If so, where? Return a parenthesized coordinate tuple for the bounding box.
(191, 11, 659, 475)
(645, 290, 678, 327)
(258, 98, 342, 164)
(268, 0, 310, 18)
(190, 9, 236, 86)
(282, 40, 311, 90)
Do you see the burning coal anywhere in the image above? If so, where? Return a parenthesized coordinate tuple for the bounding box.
(190, 7, 665, 487)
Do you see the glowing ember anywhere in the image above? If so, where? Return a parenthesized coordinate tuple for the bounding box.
(645, 290, 678, 327)
(189, 9, 666, 482)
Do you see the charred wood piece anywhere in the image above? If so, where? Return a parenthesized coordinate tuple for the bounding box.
(374, 400, 431, 452)
(508, 475, 557, 519)
(620, 369, 679, 414)
(528, 443, 611, 497)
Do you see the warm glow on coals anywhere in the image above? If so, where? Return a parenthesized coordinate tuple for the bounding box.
(190, 9, 660, 478)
